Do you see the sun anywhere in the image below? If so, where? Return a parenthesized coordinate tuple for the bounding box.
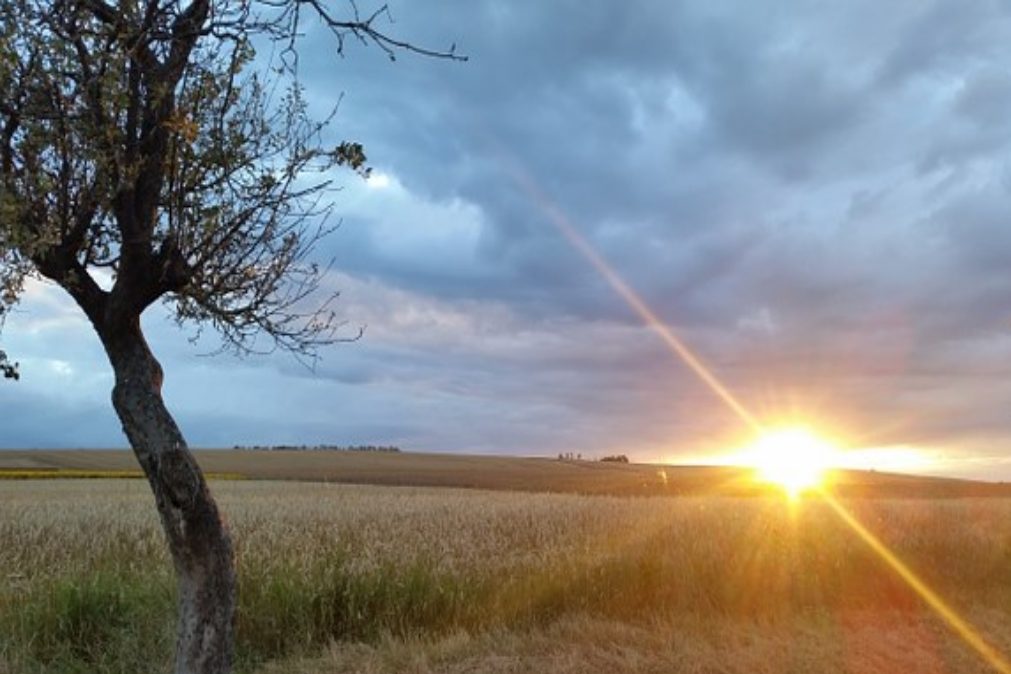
(746, 427, 837, 496)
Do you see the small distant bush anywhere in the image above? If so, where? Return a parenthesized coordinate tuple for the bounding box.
(599, 455, 629, 464)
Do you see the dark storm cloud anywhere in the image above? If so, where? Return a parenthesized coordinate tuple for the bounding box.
(296, 1, 890, 321)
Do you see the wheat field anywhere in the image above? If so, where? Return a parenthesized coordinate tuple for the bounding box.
(3, 479, 1011, 673)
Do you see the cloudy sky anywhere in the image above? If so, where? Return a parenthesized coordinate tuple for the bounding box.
(3, 1, 1011, 478)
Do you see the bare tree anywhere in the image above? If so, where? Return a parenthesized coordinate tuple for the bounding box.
(0, 1, 462, 672)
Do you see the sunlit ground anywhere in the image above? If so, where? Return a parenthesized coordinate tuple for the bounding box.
(6, 479, 1011, 674)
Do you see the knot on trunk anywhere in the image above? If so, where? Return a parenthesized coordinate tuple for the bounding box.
(159, 448, 202, 511)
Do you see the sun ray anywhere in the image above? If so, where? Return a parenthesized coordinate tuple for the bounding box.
(501, 161, 763, 434)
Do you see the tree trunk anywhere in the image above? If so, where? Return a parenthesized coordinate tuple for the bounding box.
(101, 319, 236, 674)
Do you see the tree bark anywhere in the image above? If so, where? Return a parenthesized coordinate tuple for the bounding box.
(100, 318, 236, 674)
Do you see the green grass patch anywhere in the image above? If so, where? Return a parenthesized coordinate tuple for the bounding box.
(1, 571, 174, 674)
(236, 555, 487, 667)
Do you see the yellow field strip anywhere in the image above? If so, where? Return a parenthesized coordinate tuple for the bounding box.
(0, 469, 245, 480)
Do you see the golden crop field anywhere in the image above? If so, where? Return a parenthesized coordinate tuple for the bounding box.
(3, 478, 1011, 673)
(3, 449, 1010, 497)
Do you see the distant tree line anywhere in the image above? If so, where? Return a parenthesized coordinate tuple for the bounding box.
(557, 452, 583, 461)
(599, 455, 630, 464)
(235, 444, 401, 453)
(555, 452, 631, 464)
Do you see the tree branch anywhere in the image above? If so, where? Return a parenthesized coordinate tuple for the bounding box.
(0, 350, 17, 380)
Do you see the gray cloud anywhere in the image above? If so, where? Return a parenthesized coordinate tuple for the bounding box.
(3, 1, 1011, 477)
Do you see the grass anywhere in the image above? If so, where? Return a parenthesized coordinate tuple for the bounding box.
(2, 479, 1011, 673)
(253, 612, 1011, 674)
